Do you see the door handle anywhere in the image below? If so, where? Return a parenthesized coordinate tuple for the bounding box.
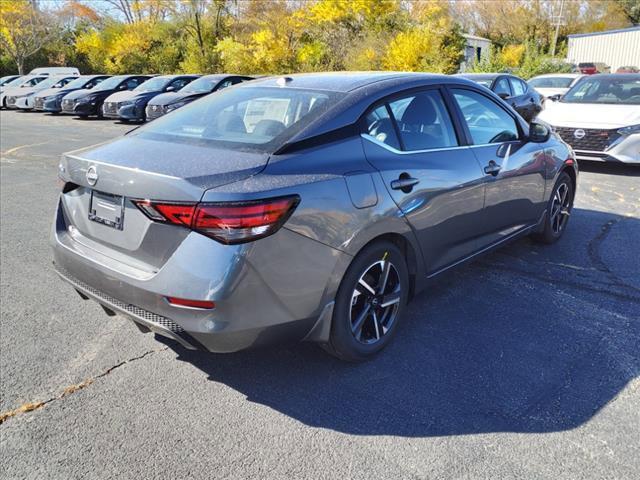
(484, 160, 501, 176)
(390, 174, 420, 193)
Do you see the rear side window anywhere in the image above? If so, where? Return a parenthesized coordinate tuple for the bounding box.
(493, 78, 511, 96)
(510, 78, 526, 96)
(389, 91, 458, 150)
(452, 89, 519, 144)
(364, 105, 400, 150)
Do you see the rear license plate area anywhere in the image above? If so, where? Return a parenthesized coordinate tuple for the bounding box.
(89, 191, 124, 230)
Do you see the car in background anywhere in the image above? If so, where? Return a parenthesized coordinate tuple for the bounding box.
(52, 72, 576, 361)
(60, 74, 151, 118)
(616, 66, 639, 73)
(34, 75, 111, 113)
(11, 75, 77, 110)
(145, 74, 253, 120)
(0, 75, 47, 108)
(0, 75, 20, 87)
(102, 74, 200, 122)
(538, 74, 639, 164)
(29, 67, 80, 77)
(578, 62, 610, 74)
(455, 73, 543, 122)
(528, 73, 583, 100)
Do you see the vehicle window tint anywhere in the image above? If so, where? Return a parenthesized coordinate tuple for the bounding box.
(169, 78, 191, 90)
(493, 77, 511, 96)
(364, 105, 400, 150)
(138, 86, 342, 151)
(88, 77, 105, 88)
(219, 80, 234, 89)
(124, 78, 140, 89)
(511, 78, 526, 96)
(389, 91, 458, 150)
(452, 89, 519, 144)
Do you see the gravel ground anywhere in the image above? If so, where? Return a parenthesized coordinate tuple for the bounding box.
(1, 109, 638, 479)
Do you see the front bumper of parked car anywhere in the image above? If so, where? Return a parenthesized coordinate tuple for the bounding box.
(551, 125, 640, 164)
(51, 197, 348, 352)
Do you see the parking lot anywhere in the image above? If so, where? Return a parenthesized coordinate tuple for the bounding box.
(0, 109, 638, 479)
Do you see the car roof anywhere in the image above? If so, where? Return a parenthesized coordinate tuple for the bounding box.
(530, 73, 582, 79)
(241, 72, 453, 93)
(456, 73, 501, 80)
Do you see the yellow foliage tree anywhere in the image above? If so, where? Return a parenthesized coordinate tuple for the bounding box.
(0, 0, 63, 74)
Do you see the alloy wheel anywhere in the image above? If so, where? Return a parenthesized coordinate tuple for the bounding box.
(349, 257, 401, 345)
(550, 182, 571, 235)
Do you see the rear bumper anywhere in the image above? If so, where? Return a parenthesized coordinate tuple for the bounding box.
(51, 198, 348, 352)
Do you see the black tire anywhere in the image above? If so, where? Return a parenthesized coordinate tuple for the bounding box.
(532, 172, 574, 244)
(325, 241, 409, 362)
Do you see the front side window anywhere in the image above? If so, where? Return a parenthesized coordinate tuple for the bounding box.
(136, 86, 343, 152)
(364, 105, 400, 150)
(511, 78, 526, 96)
(168, 78, 192, 91)
(452, 89, 519, 144)
(389, 91, 458, 151)
(493, 78, 511, 96)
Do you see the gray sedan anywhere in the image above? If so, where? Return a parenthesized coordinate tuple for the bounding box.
(52, 73, 577, 361)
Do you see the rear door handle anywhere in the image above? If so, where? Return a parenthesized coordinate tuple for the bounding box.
(484, 160, 501, 176)
(390, 175, 420, 192)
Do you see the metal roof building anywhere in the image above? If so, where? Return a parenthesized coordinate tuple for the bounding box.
(566, 26, 640, 72)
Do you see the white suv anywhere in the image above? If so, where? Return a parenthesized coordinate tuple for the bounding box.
(538, 74, 639, 164)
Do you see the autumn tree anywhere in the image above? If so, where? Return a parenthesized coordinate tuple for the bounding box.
(0, 0, 64, 74)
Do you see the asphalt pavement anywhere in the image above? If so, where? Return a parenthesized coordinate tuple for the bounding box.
(1, 109, 638, 479)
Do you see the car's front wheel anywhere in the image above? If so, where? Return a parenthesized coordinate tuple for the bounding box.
(325, 240, 409, 362)
(532, 171, 574, 244)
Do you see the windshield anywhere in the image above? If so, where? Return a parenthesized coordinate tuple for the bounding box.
(5, 76, 29, 87)
(562, 76, 640, 105)
(182, 76, 220, 94)
(529, 77, 574, 88)
(135, 86, 344, 152)
(134, 77, 169, 92)
(62, 76, 94, 90)
(92, 75, 127, 91)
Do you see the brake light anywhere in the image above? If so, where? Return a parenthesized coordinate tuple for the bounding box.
(133, 196, 300, 244)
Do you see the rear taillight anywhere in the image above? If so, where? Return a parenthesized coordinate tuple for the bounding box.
(133, 196, 299, 244)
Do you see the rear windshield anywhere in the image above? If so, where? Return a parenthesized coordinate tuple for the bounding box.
(562, 76, 640, 104)
(529, 76, 574, 88)
(135, 86, 344, 152)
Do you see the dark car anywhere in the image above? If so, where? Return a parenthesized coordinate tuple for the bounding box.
(60, 75, 151, 118)
(52, 72, 577, 361)
(456, 73, 544, 122)
(102, 74, 200, 122)
(34, 75, 111, 113)
(145, 74, 253, 120)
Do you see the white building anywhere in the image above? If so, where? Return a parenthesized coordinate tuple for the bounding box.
(566, 26, 640, 72)
(460, 34, 491, 72)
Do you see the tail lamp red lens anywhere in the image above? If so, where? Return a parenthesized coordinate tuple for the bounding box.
(133, 196, 300, 244)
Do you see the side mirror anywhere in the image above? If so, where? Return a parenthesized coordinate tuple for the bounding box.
(529, 121, 551, 143)
(498, 92, 510, 100)
(165, 85, 175, 92)
(118, 84, 128, 90)
(548, 93, 561, 102)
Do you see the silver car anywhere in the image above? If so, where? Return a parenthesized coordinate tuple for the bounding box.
(52, 73, 577, 361)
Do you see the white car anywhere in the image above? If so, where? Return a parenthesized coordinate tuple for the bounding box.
(9, 75, 76, 110)
(528, 73, 584, 99)
(537, 74, 640, 164)
(0, 75, 46, 108)
(28, 66, 80, 77)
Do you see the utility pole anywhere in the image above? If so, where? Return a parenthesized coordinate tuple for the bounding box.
(550, 0, 565, 57)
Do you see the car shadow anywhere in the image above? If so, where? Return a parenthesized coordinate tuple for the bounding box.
(579, 160, 639, 176)
(157, 208, 639, 437)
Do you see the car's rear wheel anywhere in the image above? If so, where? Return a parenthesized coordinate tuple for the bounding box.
(532, 171, 573, 244)
(325, 241, 409, 362)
